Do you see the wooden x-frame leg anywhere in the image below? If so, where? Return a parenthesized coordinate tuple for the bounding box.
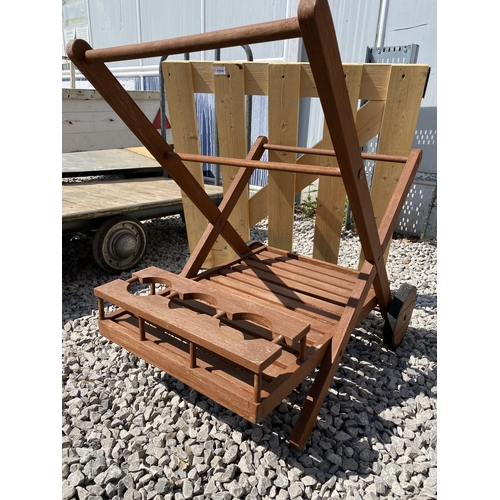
(298, 0, 394, 318)
(181, 136, 268, 279)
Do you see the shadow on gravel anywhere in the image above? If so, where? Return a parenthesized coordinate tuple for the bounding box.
(140, 313, 437, 496)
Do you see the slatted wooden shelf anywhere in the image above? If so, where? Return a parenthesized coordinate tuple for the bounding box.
(95, 245, 379, 422)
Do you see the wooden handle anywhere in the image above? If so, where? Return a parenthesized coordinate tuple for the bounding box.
(73, 18, 301, 63)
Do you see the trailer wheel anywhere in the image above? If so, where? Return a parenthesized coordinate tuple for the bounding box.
(93, 215, 147, 273)
(383, 283, 417, 350)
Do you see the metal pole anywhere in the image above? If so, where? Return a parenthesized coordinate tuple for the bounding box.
(346, 0, 390, 231)
(375, 0, 390, 48)
(214, 48, 221, 186)
(241, 45, 254, 154)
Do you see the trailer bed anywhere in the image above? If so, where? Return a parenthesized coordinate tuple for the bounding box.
(63, 176, 223, 235)
(62, 148, 164, 178)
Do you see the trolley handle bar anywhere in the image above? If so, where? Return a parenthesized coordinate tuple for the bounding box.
(77, 17, 301, 64)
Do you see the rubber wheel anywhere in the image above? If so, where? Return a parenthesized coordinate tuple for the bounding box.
(247, 240, 265, 250)
(383, 283, 417, 350)
(234, 240, 265, 258)
(92, 215, 147, 273)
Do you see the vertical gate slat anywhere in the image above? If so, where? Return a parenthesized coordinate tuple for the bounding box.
(313, 64, 363, 264)
(361, 64, 429, 265)
(212, 62, 250, 265)
(267, 64, 301, 251)
(162, 61, 214, 266)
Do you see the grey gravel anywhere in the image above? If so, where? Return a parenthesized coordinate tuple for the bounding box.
(62, 212, 437, 499)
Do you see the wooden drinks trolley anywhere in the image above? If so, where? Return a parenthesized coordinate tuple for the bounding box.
(67, 0, 427, 449)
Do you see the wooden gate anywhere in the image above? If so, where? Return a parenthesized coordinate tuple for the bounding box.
(163, 61, 428, 268)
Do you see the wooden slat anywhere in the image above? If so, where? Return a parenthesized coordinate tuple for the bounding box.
(208, 272, 339, 335)
(240, 257, 355, 298)
(257, 248, 359, 281)
(99, 317, 261, 421)
(231, 263, 351, 306)
(162, 61, 214, 266)
(188, 61, 422, 101)
(62, 178, 223, 221)
(363, 64, 429, 265)
(165, 292, 323, 354)
(312, 64, 363, 264)
(267, 64, 301, 251)
(213, 62, 250, 265)
(249, 250, 354, 280)
(212, 268, 345, 319)
(244, 250, 378, 316)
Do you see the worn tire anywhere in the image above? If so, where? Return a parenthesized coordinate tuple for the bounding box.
(383, 283, 417, 350)
(234, 240, 265, 259)
(92, 215, 147, 273)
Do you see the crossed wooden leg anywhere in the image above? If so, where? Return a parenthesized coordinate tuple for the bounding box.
(289, 260, 376, 449)
(181, 137, 268, 278)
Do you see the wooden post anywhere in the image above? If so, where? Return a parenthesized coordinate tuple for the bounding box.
(254, 373, 262, 404)
(190, 343, 197, 368)
(138, 317, 145, 341)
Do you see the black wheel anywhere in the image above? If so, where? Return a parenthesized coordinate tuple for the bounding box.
(234, 240, 265, 259)
(247, 240, 265, 250)
(383, 283, 417, 350)
(92, 215, 147, 273)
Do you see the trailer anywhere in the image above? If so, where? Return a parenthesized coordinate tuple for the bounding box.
(62, 89, 223, 272)
(62, 169, 223, 273)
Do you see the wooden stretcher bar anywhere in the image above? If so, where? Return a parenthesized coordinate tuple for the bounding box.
(166, 151, 342, 177)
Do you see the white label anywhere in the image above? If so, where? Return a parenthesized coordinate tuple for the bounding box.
(213, 66, 226, 76)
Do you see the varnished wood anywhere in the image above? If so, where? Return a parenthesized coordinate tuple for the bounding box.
(167, 152, 342, 177)
(298, 0, 392, 317)
(313, 64, 362, 264)
(132, 266, 310, 347)
(289, 260, 376, 449)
